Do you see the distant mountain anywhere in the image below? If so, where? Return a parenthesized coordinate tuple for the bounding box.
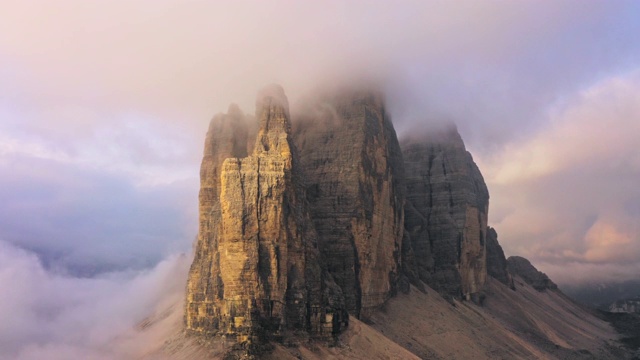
(563, 280, 640, 309)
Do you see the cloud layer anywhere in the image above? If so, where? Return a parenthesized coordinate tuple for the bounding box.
(0, 241, 189, 360)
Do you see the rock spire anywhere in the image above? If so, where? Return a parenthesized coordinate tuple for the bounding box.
(401, 124, 489, 300)
(185, 86, 347, 355)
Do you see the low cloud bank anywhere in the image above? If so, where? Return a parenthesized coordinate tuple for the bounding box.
(0, 241, 190, 360)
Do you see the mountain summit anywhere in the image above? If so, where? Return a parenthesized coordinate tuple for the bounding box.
(132, 85, 635, 359)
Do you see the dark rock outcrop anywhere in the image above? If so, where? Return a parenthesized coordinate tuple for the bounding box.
(293, 90, 405, 318)
(485, 227, 515, 289)
(185, 86, 347, 355)
(507, 256, 557, 291)
(401, 124, 489, 300)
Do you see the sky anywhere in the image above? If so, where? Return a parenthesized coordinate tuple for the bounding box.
(1, 1, 640, 357)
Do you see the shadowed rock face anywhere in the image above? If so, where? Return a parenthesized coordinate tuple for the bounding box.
(507, 256, 557, 292)
(485, 227, 514, 289)
(185, 86, 347, 353)
(401, 125, 489, 300)
(293, 91, 405, 318)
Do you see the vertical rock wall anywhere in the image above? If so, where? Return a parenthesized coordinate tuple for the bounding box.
(294, 91, 405, 318)
(186, 105, 254, 333)
(402, 125, 489, 300)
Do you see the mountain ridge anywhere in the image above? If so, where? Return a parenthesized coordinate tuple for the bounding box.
(170, 85, 635, 359)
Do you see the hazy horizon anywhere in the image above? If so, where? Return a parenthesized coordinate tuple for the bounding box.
(1, 1, 639, 358)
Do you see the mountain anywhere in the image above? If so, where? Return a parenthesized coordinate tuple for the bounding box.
(507, 256, 557, 291)
(128, 85, 635, 359)
(563, 280, 640, 309)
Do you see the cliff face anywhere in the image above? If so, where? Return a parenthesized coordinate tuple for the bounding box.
(293, 91, 405, 318)
(185, 86, 347, 353)
(186, 104, 254, 334)
(485, 227, 514, 289)
(402, 125, 489, 300)
(167, 85, 635, 359)
(185, 86, 505, 355)
(507, 256, 557, 291)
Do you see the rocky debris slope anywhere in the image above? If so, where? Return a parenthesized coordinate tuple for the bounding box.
(507, 256, 558, 291)
(135, 276, 630, 360)
(293, 90, 405, 318)
(485, 227, 514, 289)
(185, 86, 347, 356)
(401, 124, 489, 300)
(368, 277, 627, 360)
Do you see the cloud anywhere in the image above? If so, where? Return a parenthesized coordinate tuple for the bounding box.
(0, 102, 200, 186)
(2, 1, 640, 147)
(481, 70, 640, 284)
(0, 241, 190, 360)
(0, 153, 197, 274)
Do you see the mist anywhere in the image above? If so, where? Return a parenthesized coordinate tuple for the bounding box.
(1, 0, 640, 356)
(0, 241, 190, 360)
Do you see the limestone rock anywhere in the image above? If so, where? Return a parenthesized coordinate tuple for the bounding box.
(293, 90, 405, 318)
(507, 256, 557, 291)
(186, 104, 254, 335)
(196, 104, 254, 248)
(185, 86, 347, 355)
(402, 124, 489, 300)
(485, 227, 514, 289)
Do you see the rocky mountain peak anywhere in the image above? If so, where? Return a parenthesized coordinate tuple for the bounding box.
(293, 89, 405, 318)
(401, 122, 464, 148)
(254, 84, 292, 155)
(507, 256, 558, 291)
(185, 86, 347, 357)
(401, 123, 489, 301)
(184, 85, 533, 356)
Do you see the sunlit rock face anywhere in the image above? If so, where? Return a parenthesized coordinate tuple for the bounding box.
(186, 104, 254, 335)
(507, 256, 558, 292)
(401, 125, 489, 300)
(293, 90, 405, 318)
(185, 86, 347, 353)
(485, 227, 514, 289)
